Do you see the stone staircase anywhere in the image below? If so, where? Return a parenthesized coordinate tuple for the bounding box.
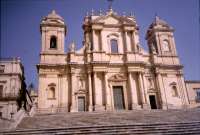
(1, 108, 200, 134)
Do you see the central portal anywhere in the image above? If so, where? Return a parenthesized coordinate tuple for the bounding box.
(78, 97, 85, 112)
(149, 95, 157, 109)
(113, 86, 125, 110)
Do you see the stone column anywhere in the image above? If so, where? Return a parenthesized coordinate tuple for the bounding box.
(179, 75, 189, 105)
(141, 73, 150, 109)
(156, 73, 167, 109)
(128, 72, 140, 109)
(92, 30, 97, 51)
(94, 72, 104, 111)
(105, 72, 111, 110)
(70, 73, 77, 112)
(138, 72, 146, 106)
(88, 72, 93, 111)
(125, 31, 130, 52)
(100, 30, 103, 51)
(132, 31, 138, 53)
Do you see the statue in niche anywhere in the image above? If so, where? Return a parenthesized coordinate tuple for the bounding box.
(79, 78, 84, 90)
(85, 41, 91, 51)
(69, 42, 75, 52)
(151, 43, 157, 54)
(148, 78, 153, 89)
(137, 43, 141, 52)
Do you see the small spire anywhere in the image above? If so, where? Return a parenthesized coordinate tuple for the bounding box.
(155, 13, 159, 21)
(91, 9, 94, 15)
(86, 11, 89, 17)
(108, 0, 114, 10)
(99, 9, 103, 16)
(129, 12, 133, 17)
(122, 12, 126, 16)
(52, 10, 56, 14)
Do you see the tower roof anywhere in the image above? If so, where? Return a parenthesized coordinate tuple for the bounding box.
(40, 10, 65, 26)
(148, 15, 173, 30)
(146, 15, 174, 39)
(46, 10, 64, 20)
(40, 10, 66, 34)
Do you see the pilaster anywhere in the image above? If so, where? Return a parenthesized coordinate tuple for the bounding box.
(105, 72, 111, 111)
(93, 72, 105, 111)
(128, 72, 141, 109)
(88, 72, 93, 111)
(156, 73, 168, 110)
(70, 73, 77, 112)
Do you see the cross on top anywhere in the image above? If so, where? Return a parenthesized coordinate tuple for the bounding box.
(107, 0, 114, 10)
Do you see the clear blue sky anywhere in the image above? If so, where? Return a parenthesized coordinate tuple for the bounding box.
(1, 0, 200, 89)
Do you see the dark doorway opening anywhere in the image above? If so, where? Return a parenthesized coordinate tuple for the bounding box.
(113, 86, 125, 110)
(78, 97, 85, 112)
(149, 95, 157, 109)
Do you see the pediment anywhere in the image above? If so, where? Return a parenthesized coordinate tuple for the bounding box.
(103, 16, 120, 25)
(93, 14, 135, 25)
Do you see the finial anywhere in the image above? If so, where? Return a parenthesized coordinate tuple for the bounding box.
(129, 12, 133, 17)
(91, 9, 94, 15)
(86, 12, 89, 17)
(122, 12, 126, 16)
(99, 9, 103, 16)
(155, 13, 159, 20)
(52, 10, 56, 14)
(107, 0, 114, 10)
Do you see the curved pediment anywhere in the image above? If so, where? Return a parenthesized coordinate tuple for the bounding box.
(108, 74, 126, 81)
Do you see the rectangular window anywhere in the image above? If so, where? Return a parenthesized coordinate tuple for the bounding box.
(111, 39, 118, 53)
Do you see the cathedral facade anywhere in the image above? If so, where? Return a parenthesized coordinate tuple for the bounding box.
(37, 9, 189, 113)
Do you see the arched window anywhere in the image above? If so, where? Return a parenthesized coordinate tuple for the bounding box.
(110, 39, 118, 53)
(162, 40, 170, 52)
(48, 87, 55, 99)
(50, 36, 57, 49)
(172, 85, 178, 97)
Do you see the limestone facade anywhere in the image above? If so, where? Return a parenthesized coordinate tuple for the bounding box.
(37, 9, 190, 113)
(185, 81, 200, 105)
(0, 58, 24, 119)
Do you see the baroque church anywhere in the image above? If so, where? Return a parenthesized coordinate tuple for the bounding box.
(37, 8, 189, 113)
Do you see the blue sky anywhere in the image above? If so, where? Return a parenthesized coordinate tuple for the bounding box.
(1, 0, 200, 89)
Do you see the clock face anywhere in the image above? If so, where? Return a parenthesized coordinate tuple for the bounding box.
(163, 40, 170, 51)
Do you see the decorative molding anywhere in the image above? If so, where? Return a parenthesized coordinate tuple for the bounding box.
(108, 74, 126, 82)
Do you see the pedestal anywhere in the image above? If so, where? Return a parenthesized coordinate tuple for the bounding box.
(94, 105, 105, 111)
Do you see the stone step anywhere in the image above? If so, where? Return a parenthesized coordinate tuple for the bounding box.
(2, 121, 200, 135)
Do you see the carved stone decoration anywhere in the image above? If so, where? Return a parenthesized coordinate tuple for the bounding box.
(69, 42, 76, 52)
(108, 74, 126, 82)
(151, 43, 157, 54)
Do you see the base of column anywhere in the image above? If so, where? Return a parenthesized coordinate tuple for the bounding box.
(162, 104, 168, 110)
(131, 104, 142, 110)
(105, 105, 112, 111)
(70, 105, 77, 112)
(94, 105, 105, 111)
(142, 104, 151, 110)
(88, 105, 93, 112)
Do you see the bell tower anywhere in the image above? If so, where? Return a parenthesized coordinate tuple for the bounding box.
(146, 16, 180, 65)
(40, 10, 66, 55)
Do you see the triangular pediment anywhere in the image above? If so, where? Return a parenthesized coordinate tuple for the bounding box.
(93, 14, 135, 25)
(102, 16, 121, 24)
